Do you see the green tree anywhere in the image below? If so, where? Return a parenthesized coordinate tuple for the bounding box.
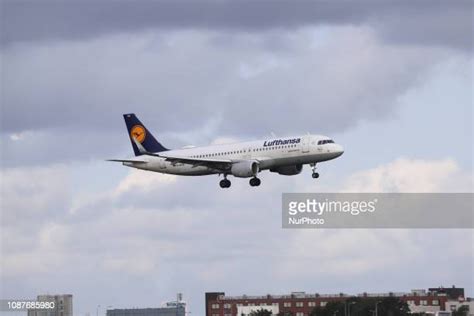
(249, 308, 273, 316)
(452, 305, 470, 316)
(375, 297, 410, 316)
(310, 301, 345, 316)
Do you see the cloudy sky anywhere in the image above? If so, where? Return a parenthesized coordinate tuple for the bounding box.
(1, 1, 473, 315)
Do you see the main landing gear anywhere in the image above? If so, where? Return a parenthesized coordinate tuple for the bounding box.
(310, 163, 319, 179)
(219, 176, 261, 188)
(219, 175, 231, 188)
(249, 177, 261, 187)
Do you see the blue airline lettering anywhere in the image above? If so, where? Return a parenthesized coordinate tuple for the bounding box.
(263, 138, 301, 147)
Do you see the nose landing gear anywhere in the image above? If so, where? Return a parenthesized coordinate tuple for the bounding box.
(310, 163, 319, 179)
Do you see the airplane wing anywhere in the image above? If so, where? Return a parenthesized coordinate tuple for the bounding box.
(131, 137, 233, 171)
(159, 154, 233, 171)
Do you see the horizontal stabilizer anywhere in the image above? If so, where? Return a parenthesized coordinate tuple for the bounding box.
(106, 159, 147, 164)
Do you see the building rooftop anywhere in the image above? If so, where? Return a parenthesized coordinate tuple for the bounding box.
(218, 290, 450, 301)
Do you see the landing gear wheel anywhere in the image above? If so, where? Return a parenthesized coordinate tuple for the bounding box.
(219, 179, 231, 188)
(249, 177, 261, 187)
(310, 163, 319, 179)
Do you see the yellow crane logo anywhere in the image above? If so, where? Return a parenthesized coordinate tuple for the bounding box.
(130, 125, 146, 143)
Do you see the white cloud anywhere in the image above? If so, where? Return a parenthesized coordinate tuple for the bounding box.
(0, 157, 472, 312)
(10, 133, 24, 141)
(341, 158, 472, 192)
(113, 169, 178, 196)
(0, 165, 72, 225)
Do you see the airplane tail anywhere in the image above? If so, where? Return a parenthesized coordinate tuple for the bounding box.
(123, 113, 169, 156)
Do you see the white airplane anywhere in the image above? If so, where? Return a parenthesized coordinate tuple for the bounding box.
(109, 113, 344, 188)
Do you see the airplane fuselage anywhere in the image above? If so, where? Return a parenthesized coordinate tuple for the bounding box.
(124, 134, 344, 176)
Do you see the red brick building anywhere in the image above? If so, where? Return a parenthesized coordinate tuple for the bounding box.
(205, 288, 453, 316)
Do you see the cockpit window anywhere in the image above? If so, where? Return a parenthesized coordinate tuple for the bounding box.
(318, 139, 334, 145)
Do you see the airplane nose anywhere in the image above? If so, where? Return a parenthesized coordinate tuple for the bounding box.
(336, 144, 344, 156)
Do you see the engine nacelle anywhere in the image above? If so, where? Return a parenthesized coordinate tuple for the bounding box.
(270, 164, 303, 176)
(231, 160, 259, 178)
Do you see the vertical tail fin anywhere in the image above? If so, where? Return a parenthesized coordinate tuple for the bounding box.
(123, 113, 169, 156)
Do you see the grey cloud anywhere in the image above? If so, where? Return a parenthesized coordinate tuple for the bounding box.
(372, 3, 473, 51)
(1, 27, 459, 167)
(1, 1, 472, 51)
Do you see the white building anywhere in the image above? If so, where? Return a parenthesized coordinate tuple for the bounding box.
(408, 302, 441, 314)
(445, 298, 474, 316)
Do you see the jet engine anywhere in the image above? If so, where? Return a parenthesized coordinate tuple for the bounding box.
(231, 160, 259, 178)
(270, 164, 303, 176)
